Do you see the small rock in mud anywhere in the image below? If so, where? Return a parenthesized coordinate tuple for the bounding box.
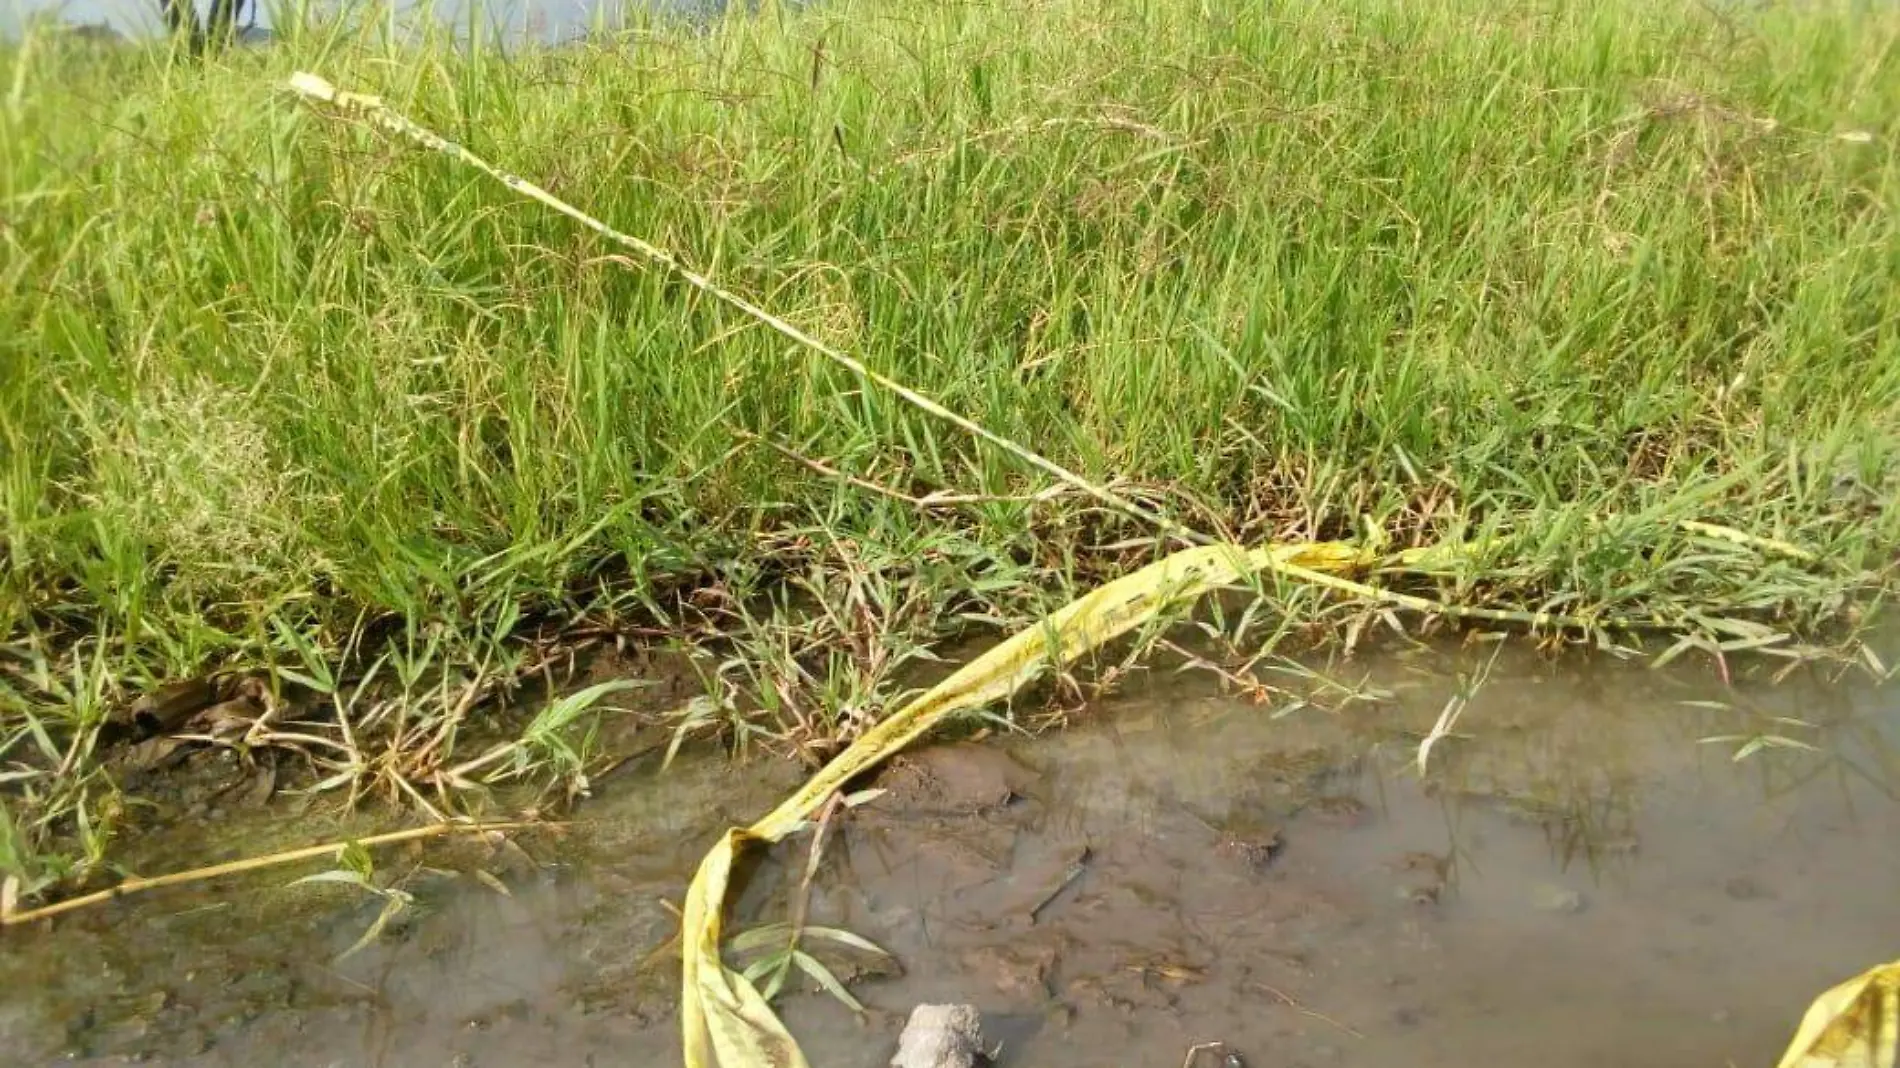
(959, 942, 1058, 1001)
(1063, 965, 1185, 1014)
(1724, 875, 1772, 901)
(1041, 1000, 1076, 1032)
(1389, 851, 1449, 905)
(1213, 824, 1284, 872)
(890, 1003, 988, 1068)
(1531, 883, 1584, 914)
(870, 744, 1038, 819)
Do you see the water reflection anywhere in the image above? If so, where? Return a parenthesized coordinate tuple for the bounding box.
(1326, 646, 1900, 882)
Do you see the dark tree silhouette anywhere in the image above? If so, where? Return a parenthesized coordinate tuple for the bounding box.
(157, 0, 247, 53)
(205, 0, 246, 44)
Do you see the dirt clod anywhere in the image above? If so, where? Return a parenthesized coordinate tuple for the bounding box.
(959, 942, 1058, 1000)
(872, 744, 1037, 818)
(890, 1003, 988, 1068)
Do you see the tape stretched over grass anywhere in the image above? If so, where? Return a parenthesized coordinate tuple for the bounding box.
(282, 71, 1186, 545)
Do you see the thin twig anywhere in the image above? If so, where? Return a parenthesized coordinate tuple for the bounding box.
(786, 790, 844, 953)
(1157, 638, 1274, 703)
(392, 770, 450, 823)
(1, 820, 539, 928)
(1250, 980, 1365, 1039)
(406, 663, 492, 773)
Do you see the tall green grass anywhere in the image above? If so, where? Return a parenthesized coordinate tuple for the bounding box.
(2, 0, 1897, 889)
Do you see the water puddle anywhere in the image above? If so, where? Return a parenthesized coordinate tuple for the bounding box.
(4, 643, 1897, 1066)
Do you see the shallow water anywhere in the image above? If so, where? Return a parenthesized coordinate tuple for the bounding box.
(3, 641, 1897, 1067)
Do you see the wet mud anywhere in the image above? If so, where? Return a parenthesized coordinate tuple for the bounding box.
(3, 643, 1897, 1067)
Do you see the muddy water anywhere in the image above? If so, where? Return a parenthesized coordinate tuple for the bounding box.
(3, 643, 1898, 1067)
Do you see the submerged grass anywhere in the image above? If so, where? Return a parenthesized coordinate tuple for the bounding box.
(2, 0, 1898, 899)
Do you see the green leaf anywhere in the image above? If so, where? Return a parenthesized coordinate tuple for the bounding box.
(337, 892, 408, 962)
(798, 925, 892, 958)
(339, 841, 374, 879)
(289, 868, 370, 890)
(727, 922, 794, 955)
(791, 950, 863, 1012)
